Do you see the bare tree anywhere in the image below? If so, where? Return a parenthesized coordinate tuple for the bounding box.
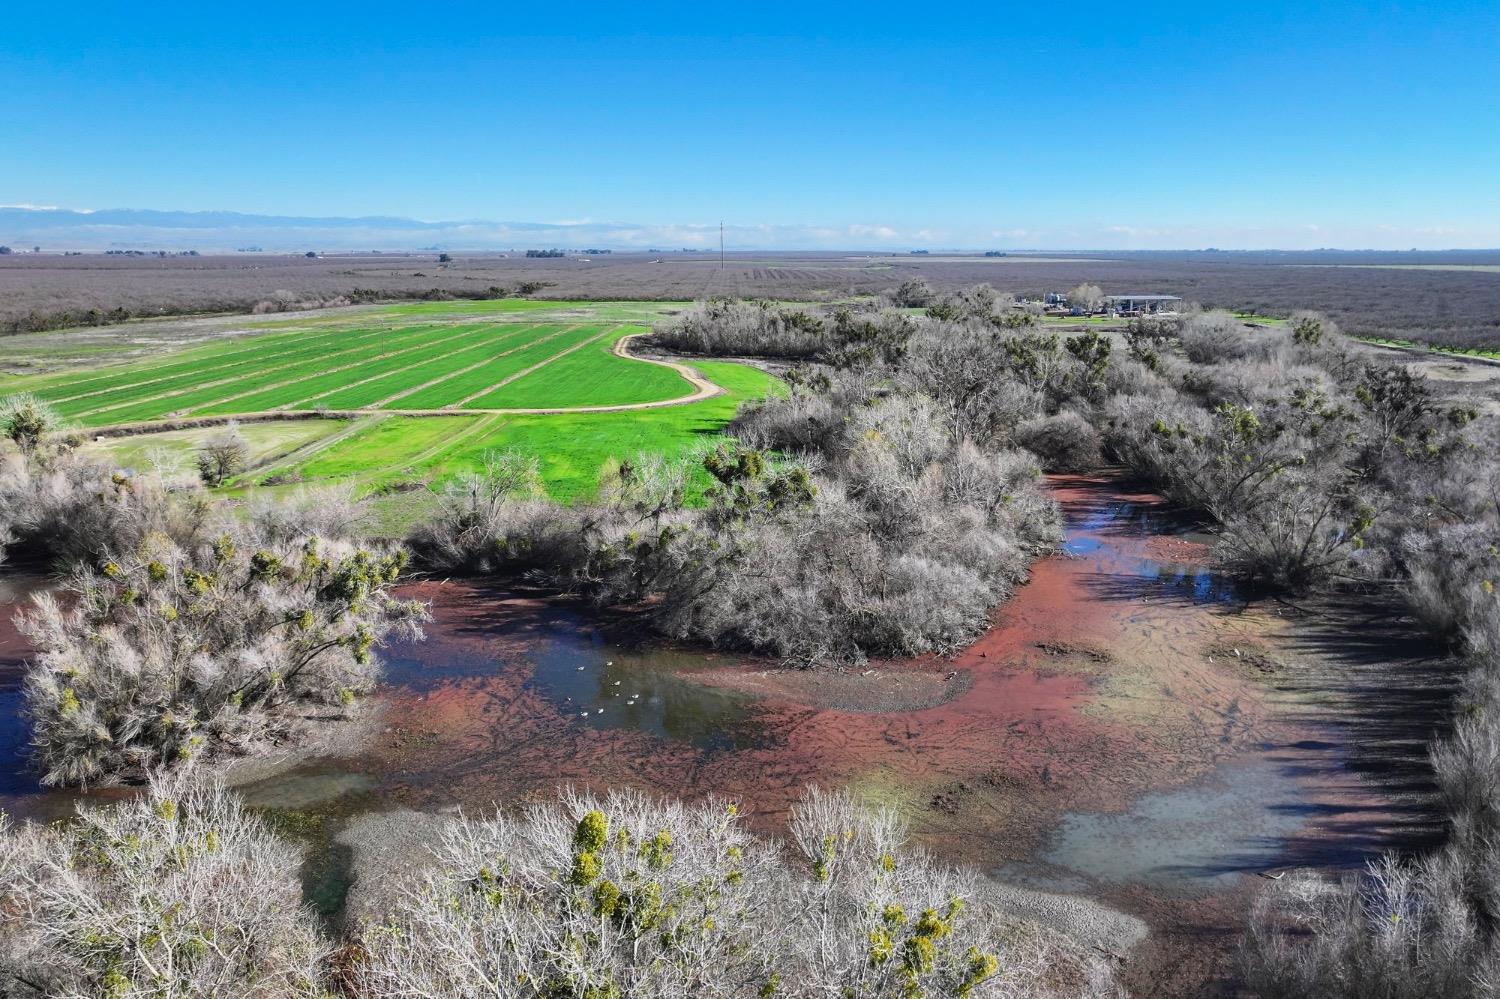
(195, 423, 249, 486)
(1066, 283, 1105, 314)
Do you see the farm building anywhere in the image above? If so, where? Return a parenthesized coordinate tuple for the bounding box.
(1103, 294, 1182, 315)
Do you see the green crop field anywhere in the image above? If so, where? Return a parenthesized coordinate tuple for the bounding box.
(1, 308, 706, 427)
(18, 301, 783, 528)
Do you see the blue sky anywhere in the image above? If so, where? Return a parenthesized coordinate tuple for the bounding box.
(2, 1, 1497, 249)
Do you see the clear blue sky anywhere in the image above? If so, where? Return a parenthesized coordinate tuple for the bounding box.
(2, 1, 1497, 248)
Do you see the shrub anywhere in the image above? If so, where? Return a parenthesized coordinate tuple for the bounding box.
(1178, 310, 1262, 364)
(732, 365, 881, 454)
(244, 483, 371, 544)
(1242, 854, 1495, 999)
(648, 436, 1055, 665)
(0, 451, 212, 564)
(411, 431, 1057, 666)
(1015, 411, 1103, 473)
(0, 393, 62, 453)
(889, 276, 935, 308)
(0, 773, 327, 997)
(924, 284, 1022, 325)
(896, 324, 1048, 444)
(823, 305, 919, 367)
(352, 786, 1071, 998)
(18, 523, 428, 785)
(652, 299, 827, 358)
(1105, 388, 1377, 591)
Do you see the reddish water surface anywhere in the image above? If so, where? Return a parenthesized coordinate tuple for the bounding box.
(340, 481, 1276, 857)
(0, 475, 1449, 994)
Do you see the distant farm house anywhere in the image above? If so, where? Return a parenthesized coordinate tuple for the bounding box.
(1104, 294, 1182, 315)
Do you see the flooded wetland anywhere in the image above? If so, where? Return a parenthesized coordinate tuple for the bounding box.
(0, 472, 1451, 993)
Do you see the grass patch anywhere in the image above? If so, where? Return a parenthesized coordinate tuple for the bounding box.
(476, 327, 691, 408)
(396, 325, 603, 409)
(84, 420, 347, 477)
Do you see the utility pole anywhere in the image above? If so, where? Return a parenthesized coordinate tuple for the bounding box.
(720, 220, 724, 271)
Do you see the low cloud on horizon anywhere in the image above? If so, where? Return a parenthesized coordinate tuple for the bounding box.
(0, 206, 1490, 253)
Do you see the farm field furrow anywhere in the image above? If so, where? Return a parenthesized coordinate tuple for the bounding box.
(43, 320, 416, 401)
(3, 301, 787, 515)
(440, 360, 781, 498)
(27, 317, 450, 402)
(299, 323, 550, 410)
(50, 323, 457, 417)
(291, 415, 483, 480)
(67, 327, 480, 425)
(3, 306, 755, 448)
(229, 358, 782, 504)
(391, 325, 600, 409)
(456, 326, 622, 408)
(0, 322, 381, 396)
(481, 328, 691, 408)
(185, 323, 517, 415)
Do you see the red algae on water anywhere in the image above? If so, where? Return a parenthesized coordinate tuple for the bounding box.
(339, 476, 1286, 868)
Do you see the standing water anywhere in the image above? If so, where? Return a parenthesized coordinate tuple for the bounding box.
(0, 476, 1438, 926)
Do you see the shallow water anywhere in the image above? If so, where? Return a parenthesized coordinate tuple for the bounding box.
(0, 572, 47, 799)
(998, 757, 1312, 891)
(0, 476, 1412, 914)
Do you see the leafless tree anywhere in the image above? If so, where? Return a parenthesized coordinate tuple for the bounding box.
(195, 422, 249, 486)
(1066, 283, 1104, 313)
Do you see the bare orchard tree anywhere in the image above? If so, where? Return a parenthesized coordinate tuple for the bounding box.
(195, 422, 249, 486)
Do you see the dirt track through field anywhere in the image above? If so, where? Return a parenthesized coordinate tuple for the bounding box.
(240, 415, 389, 481)
(354, 413, 509, 483)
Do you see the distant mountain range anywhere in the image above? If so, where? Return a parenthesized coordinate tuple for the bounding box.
(2, 207, 1494, 254)
(0, 207, 672, 252)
